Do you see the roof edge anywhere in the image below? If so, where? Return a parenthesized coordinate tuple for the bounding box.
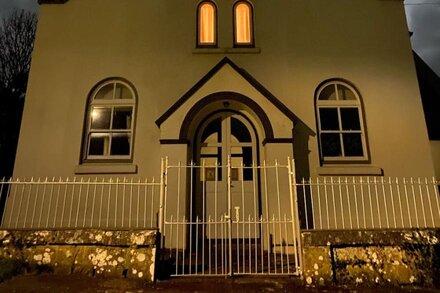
(155, 57, 231, 126)
(38, 0, 69, 4)
(155, 57, 299, 127)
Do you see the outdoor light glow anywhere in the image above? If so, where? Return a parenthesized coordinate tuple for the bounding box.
(91, 109, 99, 119)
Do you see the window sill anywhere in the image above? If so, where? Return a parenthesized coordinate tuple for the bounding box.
(192, 47, 261, 54)
(74, 164, 138, 174)
(317, 166, 383, 176)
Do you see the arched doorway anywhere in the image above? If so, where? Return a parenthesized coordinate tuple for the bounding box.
(159, 91, 301, 276)
(194, 111, 260, 238)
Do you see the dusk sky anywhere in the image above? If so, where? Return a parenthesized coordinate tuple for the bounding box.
(0, 0, 439, 76)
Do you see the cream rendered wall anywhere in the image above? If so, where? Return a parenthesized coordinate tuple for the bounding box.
(431, 142, 440, 178)
(14, 0, 434, 179)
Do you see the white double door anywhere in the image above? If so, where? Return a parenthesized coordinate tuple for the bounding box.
(196, 111, 259, 238)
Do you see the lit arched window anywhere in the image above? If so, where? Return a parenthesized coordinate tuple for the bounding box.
(234, 1, 254, 47)
(316, 80, 368, 162)
(198, 1, 217, 47)
(82, 79, 136, 162)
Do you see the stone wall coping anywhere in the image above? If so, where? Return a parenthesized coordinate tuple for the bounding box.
(301, 229, 440, 247)
(0, 229, 158, 247)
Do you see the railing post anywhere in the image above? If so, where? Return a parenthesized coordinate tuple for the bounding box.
(288, 157, 303, 276)
(227, 155, 233, 276)
(0, 177, 7, 228)
(158, 157, 166, 246)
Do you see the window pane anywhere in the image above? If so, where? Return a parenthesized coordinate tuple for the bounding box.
(115, 83, 132, 99)
(243, 146, 253, 180)
(201, 117, 221, 143)
(321, 133, 342, 157)
(199, 2, 215, 44)
(91, 107, 111, 129)
(110, 133, 131, 155)
(319, 84, 337, 100)
(235, 3, 252, 44)
(337, 84, 356, 101)
(95, 84, 114, 100)
(343, 134, 364, 156)
(88, 134, 109, 156)
(231, 117, 251, 142)
(319, 108, 339, 130)
(112, 107, 133, 129)
(341, 108, 361, 130)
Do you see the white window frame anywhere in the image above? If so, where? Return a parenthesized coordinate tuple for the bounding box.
(82, 80, 136, 162)
(316, 81, 368, 163)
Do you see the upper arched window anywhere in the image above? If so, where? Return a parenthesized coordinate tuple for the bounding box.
(198, 1, 217, 47)
(82, 79, 136, 162)
(315, 80, 368, 162)
(234, 1, 254, 47)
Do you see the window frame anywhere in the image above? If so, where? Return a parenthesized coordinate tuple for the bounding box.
(197, 1, 218, 48)
(233, 0, 255, 48)
(81, 79, 137, 163)
(315, 80, 369, 164)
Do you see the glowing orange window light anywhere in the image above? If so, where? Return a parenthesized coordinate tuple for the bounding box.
(235, 2, 252, 44)
(199, 2, 216, 45)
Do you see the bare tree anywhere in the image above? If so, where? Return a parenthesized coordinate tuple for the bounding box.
(0, 9, 37, 98)
(0, 10, 37, 178)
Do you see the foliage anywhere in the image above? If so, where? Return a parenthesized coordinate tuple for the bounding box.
(0, 257, 26, 283)
(0, 10, 37, 178)
(0, 10, 37, 96)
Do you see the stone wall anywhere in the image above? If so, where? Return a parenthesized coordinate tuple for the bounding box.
(302, 229, 440, 288)
(0, 229, 158, 282)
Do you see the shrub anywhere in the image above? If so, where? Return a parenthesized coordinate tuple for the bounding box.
(0, 258, 25, 282)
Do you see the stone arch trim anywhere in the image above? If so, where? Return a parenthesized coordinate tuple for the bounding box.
(179, 91, 274, 142)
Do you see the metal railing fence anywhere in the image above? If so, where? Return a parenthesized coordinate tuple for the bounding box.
(296, 177, 440, 230)
(0, 177, 162, 229)
(162, 158, 302, 276)
(0, 160, 438, 235)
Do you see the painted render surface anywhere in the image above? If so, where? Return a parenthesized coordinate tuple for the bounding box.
(13, 0, 435, 179)
(0, 229, 157, 281)
(431, 141, 440, 178)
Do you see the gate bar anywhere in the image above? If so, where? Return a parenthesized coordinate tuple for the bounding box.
(289, 158, 303, 275)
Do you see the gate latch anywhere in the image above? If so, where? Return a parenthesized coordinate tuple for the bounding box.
(234, 206, 240, 222)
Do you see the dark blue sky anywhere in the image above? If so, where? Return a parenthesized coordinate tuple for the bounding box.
(0, 0, 439, 76)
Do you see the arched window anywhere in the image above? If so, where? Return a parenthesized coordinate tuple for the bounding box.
(234, 1, 254, 47)
(198, 1, 217, 47)
(316, 80, 368, 162)
(82, 79, 136, 162)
